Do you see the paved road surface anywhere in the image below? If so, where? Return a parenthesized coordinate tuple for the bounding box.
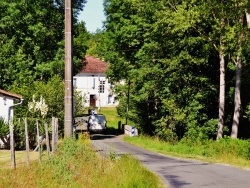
(90, 134, 250, 188)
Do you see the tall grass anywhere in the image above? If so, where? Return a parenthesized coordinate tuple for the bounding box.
(0, 137, 164, 188)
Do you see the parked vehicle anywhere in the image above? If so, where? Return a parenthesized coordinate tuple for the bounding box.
(87, 114, 107, 133)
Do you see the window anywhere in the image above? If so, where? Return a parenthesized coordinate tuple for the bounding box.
(92, 78, 95, 89)
(98, 80, 105, 93)
(98, 85, 104, 93)
(73, 78, 77, 88)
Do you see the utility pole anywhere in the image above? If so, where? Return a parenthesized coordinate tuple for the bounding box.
(125, 80, 130, 125)
(64, 0, 73, 137)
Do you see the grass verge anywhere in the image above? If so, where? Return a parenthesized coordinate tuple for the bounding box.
(0, 137, 164, 188)
(124, 135, 250, 169)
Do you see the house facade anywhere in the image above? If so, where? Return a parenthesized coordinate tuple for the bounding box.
(0, 89, 23, 148)
(0, 89, 23, 122)
(73, 56, 117, 108)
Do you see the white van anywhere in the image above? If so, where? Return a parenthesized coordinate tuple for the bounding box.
(87, 114, 107, 133)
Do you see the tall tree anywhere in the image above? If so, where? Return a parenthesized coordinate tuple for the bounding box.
(230, 2, 250, 138)
(0, 0, 87, 89)
(103, 0, 219, 140)
(103, 0, 250, 140)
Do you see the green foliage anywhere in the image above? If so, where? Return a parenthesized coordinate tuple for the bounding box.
(9, 77, 86, 141)
(9, 75, 64, 136)
(12, 117, 52, 150)
(86, 30, 106, 56)
(245, 105, 250, 121)
(0, 117, 8, 137)
(101, 0, 220, 140)
(202, 137, 250, 160)
(73, 21, 91, 75)
(74, 90, 87, 117)
(0, 0, 88, 89)
(13, 118, 26, 150)
(101, 0, 250, 140)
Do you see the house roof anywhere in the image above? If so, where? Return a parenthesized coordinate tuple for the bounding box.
(79, 56, 108, 73)
(0, 89, 23, 99)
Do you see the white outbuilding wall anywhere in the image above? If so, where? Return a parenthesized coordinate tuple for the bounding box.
(0, 90, 22, 148)
(0, 94, 14, 122)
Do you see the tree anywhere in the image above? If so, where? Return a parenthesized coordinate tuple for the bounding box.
(0, 0, 87, 89)
(103, 0, 219, 140)
(229, 2, 250, 138)
(102, 0, 250, 140)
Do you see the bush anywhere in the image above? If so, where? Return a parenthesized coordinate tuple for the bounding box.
(0, 117, 8, 137)
(215, 137, 250, 160)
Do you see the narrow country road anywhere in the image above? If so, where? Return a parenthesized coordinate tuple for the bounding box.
(90, 134, 250, 188)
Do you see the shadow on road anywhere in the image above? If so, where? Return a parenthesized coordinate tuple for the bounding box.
(90, 134, 116, 140)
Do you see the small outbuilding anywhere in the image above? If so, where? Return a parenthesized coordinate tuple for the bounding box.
(0, 89, 23, 122)
(0, 89, 23, 148)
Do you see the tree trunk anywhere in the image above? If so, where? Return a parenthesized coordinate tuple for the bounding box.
(246, 11, 250, 28)
(216, 52, 225, 140)
(231, 55, 242, 138)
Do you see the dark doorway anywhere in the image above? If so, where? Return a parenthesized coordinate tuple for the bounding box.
(90, 95, 96, 107)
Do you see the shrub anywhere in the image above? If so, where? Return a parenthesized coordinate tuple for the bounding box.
(0, 117, 8, 137)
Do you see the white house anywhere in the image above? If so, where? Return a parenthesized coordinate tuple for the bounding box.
(0, 89, 23, 122)
(0, 89, 23, 148)
(73, 56, 117, 108)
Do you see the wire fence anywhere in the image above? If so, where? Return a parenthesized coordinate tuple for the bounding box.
(1, 117, 59, 169)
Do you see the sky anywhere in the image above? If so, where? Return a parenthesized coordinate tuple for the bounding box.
(78, 0, 106, 33)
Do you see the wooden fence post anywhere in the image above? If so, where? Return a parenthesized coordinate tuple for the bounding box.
(45, 123, 50, 157)
(9, 119, 16, 170)
(55, 118, 58, 150)
(24, 118, 30, 167)
(36, 119, 41, 162)
(52, 117, 55, 154)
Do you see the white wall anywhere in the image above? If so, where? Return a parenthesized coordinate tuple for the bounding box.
(74, 73, 117, 107)
(0, 94, 14, 122)
(0, 95, 14, 148)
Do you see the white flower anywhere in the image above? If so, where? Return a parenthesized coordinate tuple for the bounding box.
(28, 101, 35, 112)
(28, 95, 38, 113)
(39, 96, 48, 118)
(40, 104, 48, 118)
(28, 95, 49, 117)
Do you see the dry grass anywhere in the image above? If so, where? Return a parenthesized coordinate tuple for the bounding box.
(0, 150, 41, 169)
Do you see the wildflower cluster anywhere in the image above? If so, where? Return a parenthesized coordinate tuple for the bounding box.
(28, 95, 48, 118)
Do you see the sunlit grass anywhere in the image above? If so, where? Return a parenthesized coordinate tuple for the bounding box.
(0, 150, 38, 169)
(124, 135, 250, 170)
(0, 137, 164, 188)
(99, 107, 125, 129)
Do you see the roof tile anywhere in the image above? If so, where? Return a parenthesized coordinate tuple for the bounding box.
(80, 56, 108, 73)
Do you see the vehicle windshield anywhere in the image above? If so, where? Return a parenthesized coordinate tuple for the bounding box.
(96, 115, 106, 123)
(89, 115, 106, 124)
